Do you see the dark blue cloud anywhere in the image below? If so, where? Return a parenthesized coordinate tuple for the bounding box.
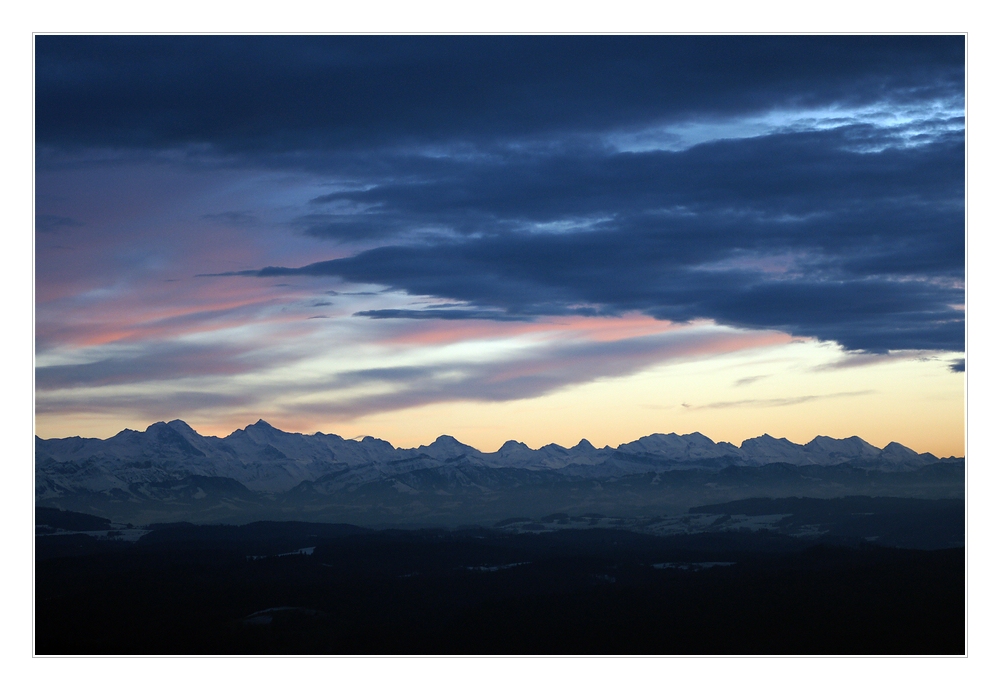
(297, 127, 964, 274)
(250, 231, 963, 353)
(236, 123, 964, 353)
(36, 36, 965, 356)
(36, 35, 963, 155)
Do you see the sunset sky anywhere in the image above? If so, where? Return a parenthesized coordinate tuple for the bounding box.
(34, 36, 966, 456)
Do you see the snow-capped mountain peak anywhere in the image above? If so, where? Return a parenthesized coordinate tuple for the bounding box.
(36, 421, 949, 499)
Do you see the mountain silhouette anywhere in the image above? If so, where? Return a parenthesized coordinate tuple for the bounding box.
(36, 420, 963, 526)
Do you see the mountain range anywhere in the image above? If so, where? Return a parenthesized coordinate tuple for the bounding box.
(35, 421, 964, 526)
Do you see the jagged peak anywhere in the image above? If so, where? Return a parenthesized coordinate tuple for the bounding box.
(573, 438, 596, 450)
(635, 432, 681, 441)
(143, 421, 200, 445)
(239, 419, 289, 440)
(805, 435, 881, 453)
(499, 439, 530, 450)
(882, 441, 918, 454)
(428, 435, 476, 450)
(744, 433, 792, 444)
(807, 434, 872, 444)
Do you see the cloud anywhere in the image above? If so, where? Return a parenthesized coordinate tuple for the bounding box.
(949, 358, 965, 373)
(204, 115, 963, 355)
(35, 342, 259, 390)
(734, 375, 769, 387)
(35, 36, 963, 157)
(33, 34, 965, 424)
(35, 319, 791, 424)
(354, 309, 531, 321)
(34, 390, 249, 418)
(691, 390, 875, 410)
(281, 326, 790, 420)
(239, 197, 963, 353)
(812, 350, 946, 371)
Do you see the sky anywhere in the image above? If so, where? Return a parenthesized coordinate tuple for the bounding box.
(33, 35, 966, 456)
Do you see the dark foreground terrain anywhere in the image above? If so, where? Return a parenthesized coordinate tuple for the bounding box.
(35, 498, 965, 655)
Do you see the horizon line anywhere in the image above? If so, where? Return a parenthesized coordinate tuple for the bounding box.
(34, 417, 963, 459)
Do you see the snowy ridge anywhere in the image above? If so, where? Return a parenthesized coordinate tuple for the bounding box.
(36, 419, 959, 499)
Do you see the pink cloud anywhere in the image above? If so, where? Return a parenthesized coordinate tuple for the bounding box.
(380, 313, 687, 348)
